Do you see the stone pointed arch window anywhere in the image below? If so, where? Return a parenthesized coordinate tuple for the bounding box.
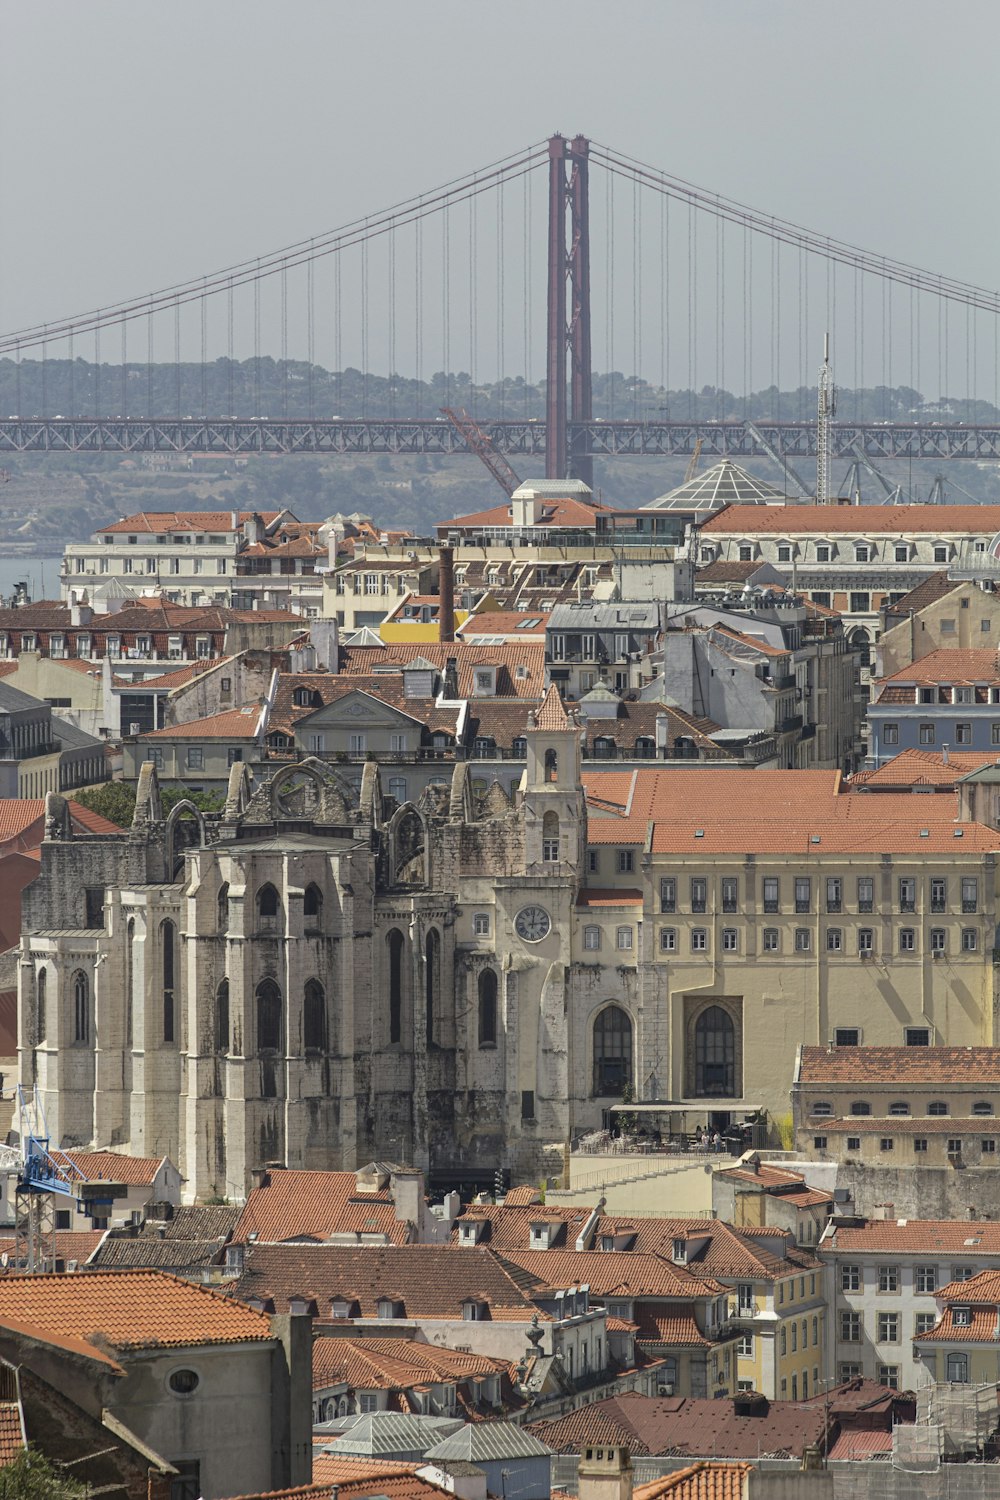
(256, 978, 282, 1053)
(304, 979, 326, 1052)
(256, 883, 281, 933)
(478, 969, 498, 1048)
(387, 928, 404, 1044)
(694, 1005, 736, 1097)
(218, 882, 229, 932)
(72, 970, 89, 1044)
(216, 979, 230, 1054)
(425, 928, 441, 1047)
(303, 883, 323, 925)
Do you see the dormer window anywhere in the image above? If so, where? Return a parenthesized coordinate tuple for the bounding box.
(330, 1297, 351, 1319)
(462, 1299, 487, 1321)
(473, 668, 497, 697)
(672, 1237, 687, 1264)
(377, 1297, 403, 1319)
(953, 1306, 972, 1326)
(293, 687, 314, 707)
(855, 544, 872, 563)
(459, 1220, 485, 1244)
(529, 1220, 556, 1249)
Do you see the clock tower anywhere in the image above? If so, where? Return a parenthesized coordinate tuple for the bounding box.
(523, 683, 586, 874)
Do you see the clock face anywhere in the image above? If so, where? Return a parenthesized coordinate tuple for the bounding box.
(515, 905, 551, 942)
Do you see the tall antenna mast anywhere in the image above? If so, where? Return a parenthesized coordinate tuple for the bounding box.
(816, 333, 835, 505)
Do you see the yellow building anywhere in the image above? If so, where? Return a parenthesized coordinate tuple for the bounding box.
(915, 1268, 1000, 1385)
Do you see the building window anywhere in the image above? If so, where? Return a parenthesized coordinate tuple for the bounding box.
(585, 923, 603, 953)
(616, 926, 633, 951)
(919, 723, 935, 745)
(659, 928, 677, 953)
(542, 810, 560, 862)
(982, 1138, 997, 1154)
(841, 1264, 861, 1292)
(812, 1102, 833, 1117)
(952, 1266, 974, 1282)
(972, 1100, 993, 1116)
(813, 1136, 827, 1149)
(795, 878, 811, 913)
(425, 928, 440, 1047)
(388, 776, 407, 803)
(914, 1137, 928, 1152)
(72, 970, 89, 1043)
(303, 883, 323, 924)
(857, 877, 874, 913)
(304, 980, 326, 1052)
(882, 724, 899, 745)
(858, 929, 874, 955)
(763, 928, 779, 952)
(878, 1265, 898, 1292)
(880, 1137, 894, 1151)
(691, 878, 707, 913)
(889, 1101, 910, 1116)
(899, 928, 915, 952)
(931, 929, 946, 954)
(660, 878, 676, 913)
(737, 1333, 753, 1356)
(915, 1266, 937, 1294)
(694, 1005, 736, 1097)
(905, 1027, 930, 1046)
(854, 545, 871, 563)
(898, 878, 915, 913)
(722, 877, 738, 912)
(256, 883, 280, 930)
(594, 1006, 633, 1096)
(474, 913, 491, 937)
(956, 722, 972, 744)
(478, 970, 498, 1048)
(930, 877, 947, 912)
(850, 592, 870, 613)
(35, 967, 47, 1044)
(722, 928, 739, 952)
(878, 1366, 900, 1390)
(850, 1100, 871, 1115)
(826, 878, 842, 913)
(256, 979, 282, 1053)
(826, 929, 842, 953)
(914, 1313, 937, 1336)
(840, 1312, 861, 1342)
(387, 929, 404, 1045)
(161, 919, 176, 1043)
(946, 1354, 969, 1384)
(691, 928, 708, 952)
(739, 545, 753, 562)
(962, 877, 979, 913)
(216, 979, 230, 1054)
(762, 877, 779, 913)
(794, 928, 811, 952)
(962, 928, 979, 952)
(617, 849, 635, 873)
(847, 1136, 861, 1151)
(948, 1138, 963, 1155)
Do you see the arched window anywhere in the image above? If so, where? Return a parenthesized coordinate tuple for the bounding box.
(593, 1006, 632, 1096)
(544, 747, 558, 783)
(216, 979, 230, 1054)
(478, 970, 498, 1048)
(387, 929, 404, 1045)
(304, 980, 326, 1052)
(256, 979, 282, 1053)
(593, 736, 616, 760)
(36, 967, 47, 1044)
(256, 883, 280, 930)
(303, 883, 323, 923)
(542, 810, 559, 863)
(72, 970, 89, 1044)
(425, 929, 440, 1047)
(694, 1006, 735, 1097)
(161, 919, 176, 1043)
(125, 918, 134, 1046)
(218, 882, 229, 932)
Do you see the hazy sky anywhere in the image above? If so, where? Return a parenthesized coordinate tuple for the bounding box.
(3, 0, 998, 397)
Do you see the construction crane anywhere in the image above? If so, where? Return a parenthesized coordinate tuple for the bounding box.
(816, 334, 835, 505)
(440, 408, 523, 498)
(15, 1088, 126, 1271)
(683, 437, 703, 484)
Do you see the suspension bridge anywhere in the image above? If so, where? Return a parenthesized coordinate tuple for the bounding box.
(2, 135, 999, 488)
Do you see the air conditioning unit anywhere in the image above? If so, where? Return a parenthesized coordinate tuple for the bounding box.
(657, 1382, 675, 1396)
(129, 722, 142, 735)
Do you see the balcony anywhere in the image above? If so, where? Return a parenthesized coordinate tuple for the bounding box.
(779, 714, 804, 734)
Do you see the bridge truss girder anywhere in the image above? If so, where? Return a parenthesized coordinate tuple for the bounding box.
(1, 418, 999, 461)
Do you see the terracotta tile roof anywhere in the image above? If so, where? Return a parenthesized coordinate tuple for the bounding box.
(0, 1314, 124, 1371)
(465, 701, 536, 746)
(98, 510, 283, 535)
(458, 610, 550, 637)
(501, 1187, 542, 1206)
(916, 1308, 1000, 1343)
(878, 646, 1000, 687)
(827, 1220, 1000, 1254)
(528, 1390, 834, 1460)
(849, 748, 999, 788)
(115, 659, 233, 693)
(439, 495, 611, 531)
(0, 799, 120, 845)
(139, 705, 263, 740)
(231, 1170, 409, 1247)
(578, 701, 724, 757)
(232, 1243, 541, 1319)
(934, 1269, 1000, 1302)
(0, 1229, 106, 1266)
(310, 1460, 421, 1485)
(531, 682, 573, 730)
(883, 571, 961, 616)
(0, 1402, 24, 1463)
(452, 1204, 595, 1252)
(267, 673, 463, 742)
(798, 1044, 1000, 1085)
(826, 1430, 893, 1461)
(56, 1150, 167, 1187)
(313, 1337, 513, 1393)
(701, 503, 1000, 535)
(0, 1269, 271, 1351)
(582, 768, 1000, 855)
(576, 888, 644, 908)
(634, 1463, 754, 1500)
(633, 1309, 713, 1349)
(337, 643, 545, 699)
(498, 1249, 726, 1299)
(587, 1217, 821, 1281)
(696, 559, 782, 583)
